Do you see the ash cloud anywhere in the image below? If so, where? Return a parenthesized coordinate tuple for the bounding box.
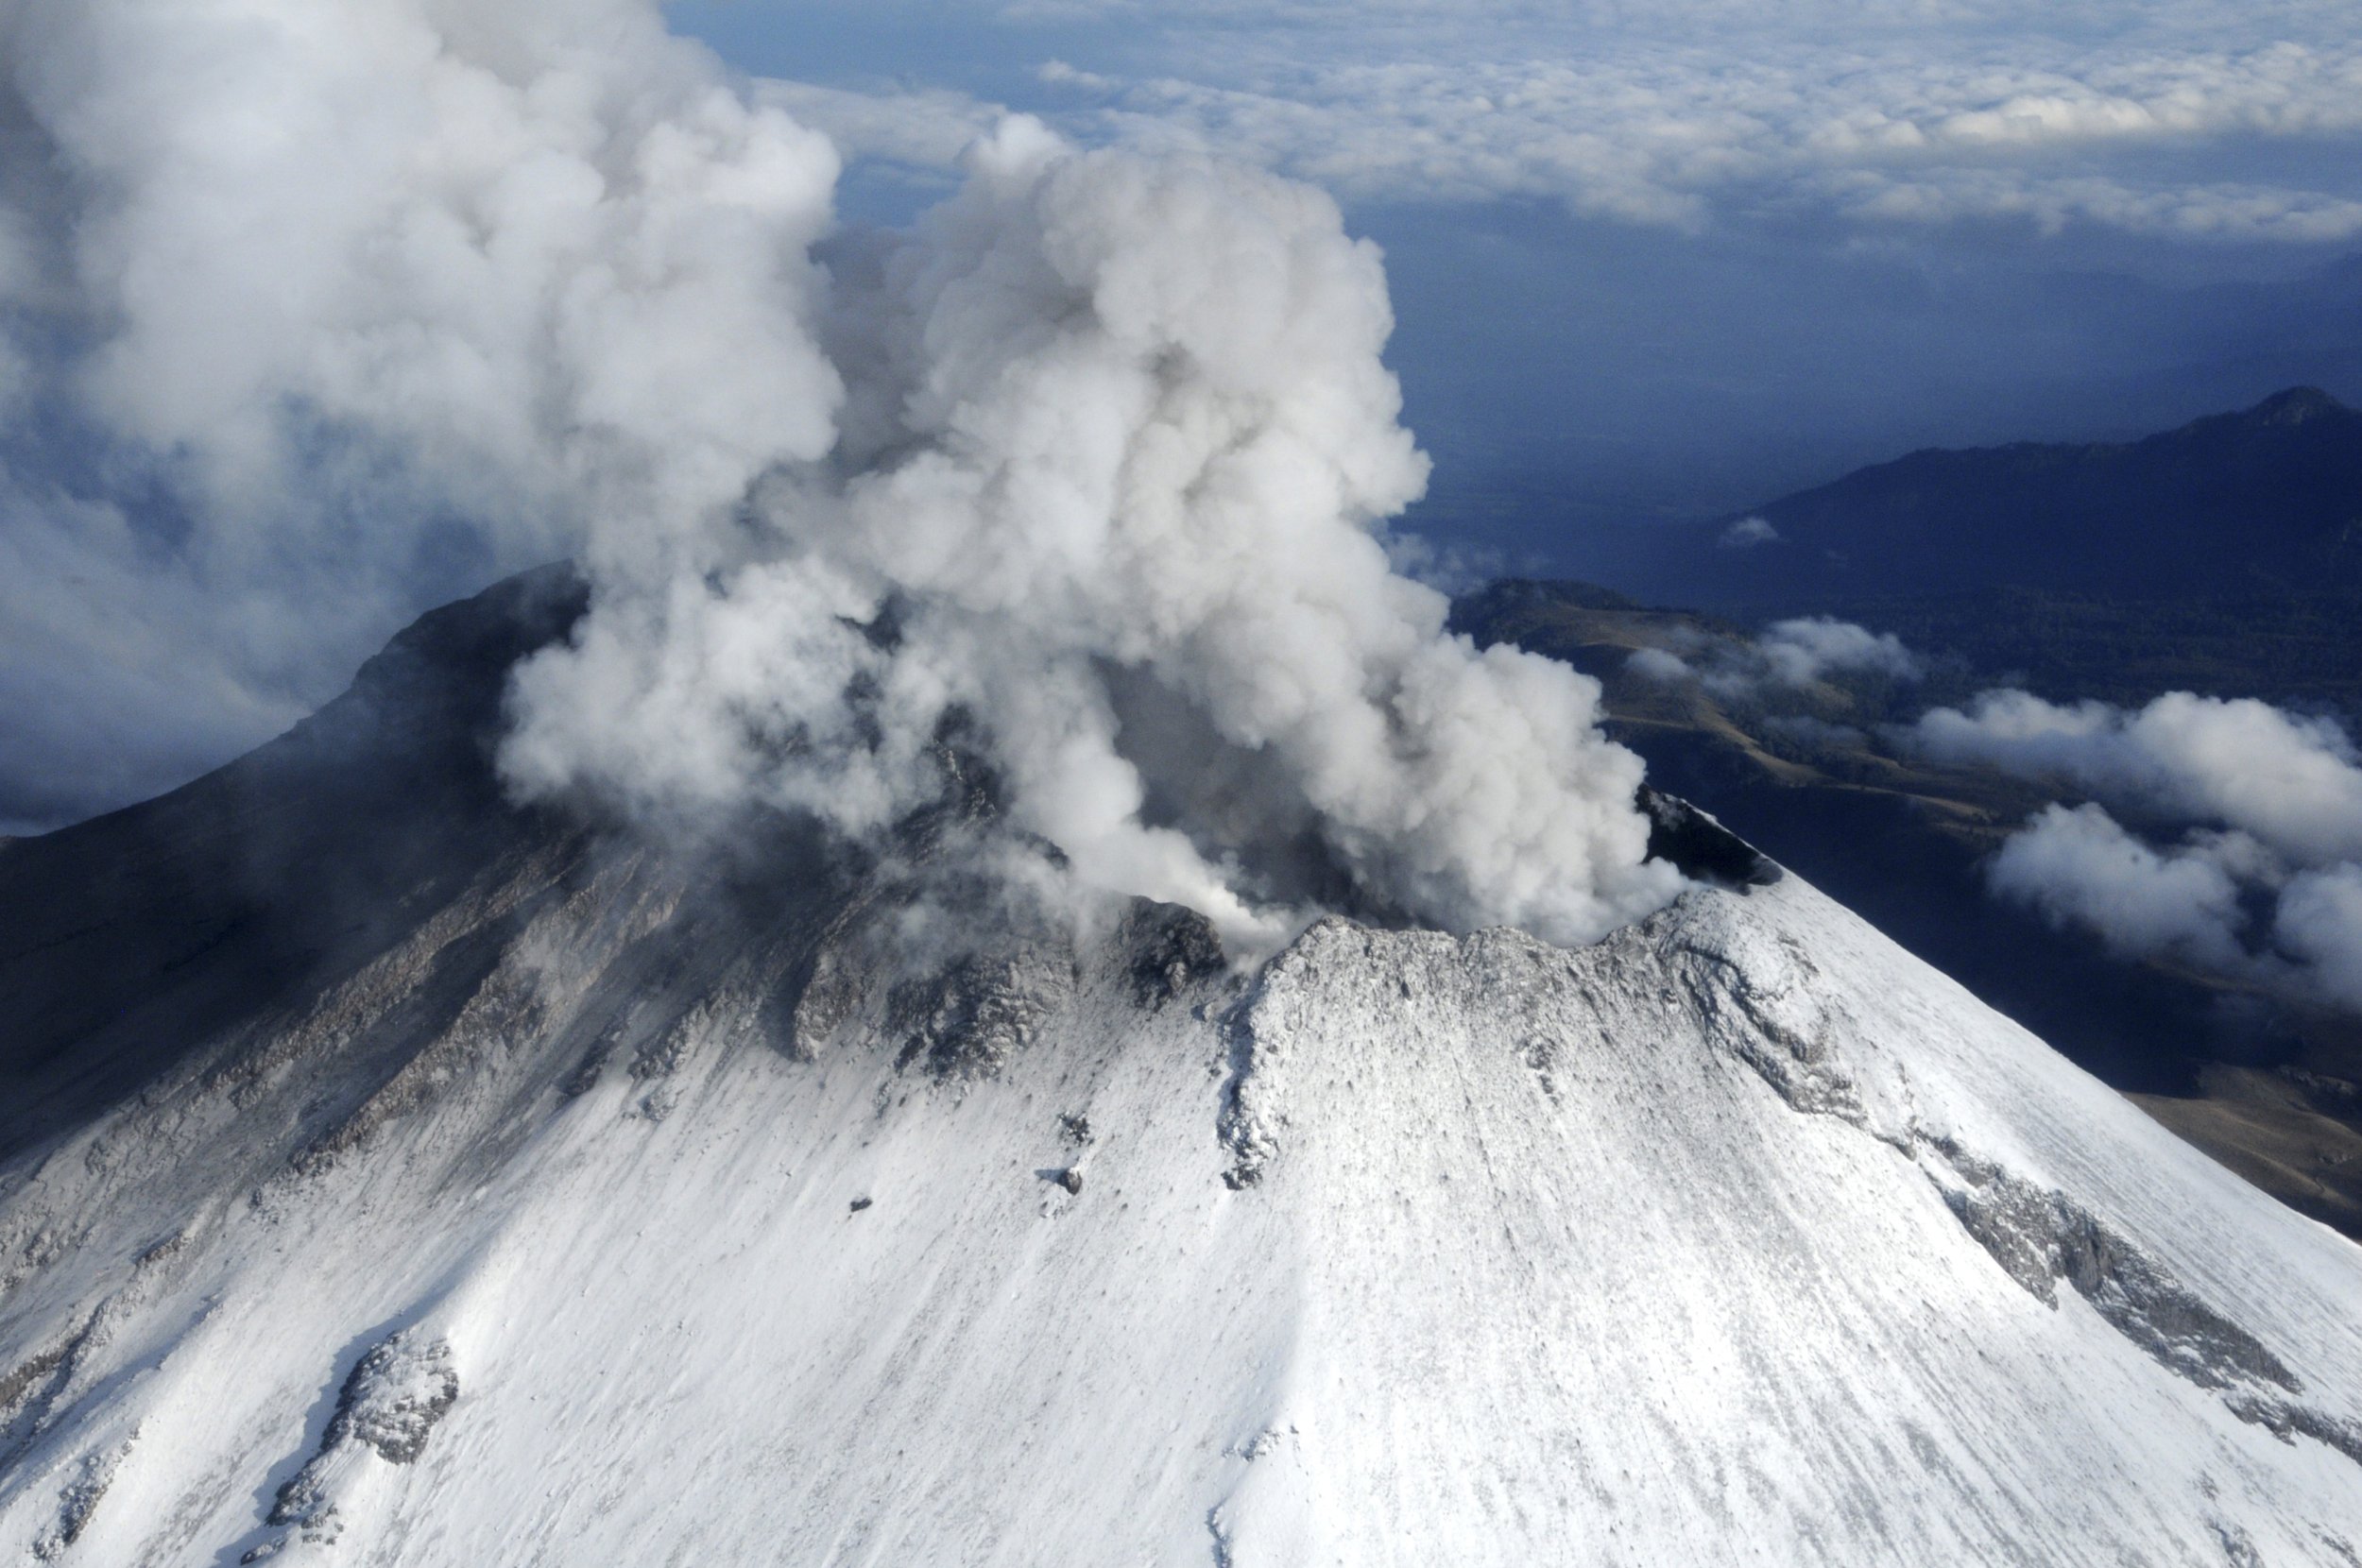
(0, 0, 1681, 946)
(0, 0, 840, 828)
(504, 119, 1681, 945)
(1903, 690, 2362, 1015)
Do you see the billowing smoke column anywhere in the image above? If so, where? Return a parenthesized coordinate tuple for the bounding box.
(503, 119, 1681, 942)
(0, 0, 1681, 946)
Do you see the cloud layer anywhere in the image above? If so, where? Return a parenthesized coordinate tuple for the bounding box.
(0, 0, 1681, 946)
(766, 2, 2362, 245)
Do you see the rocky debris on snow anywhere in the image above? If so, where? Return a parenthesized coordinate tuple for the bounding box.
(1677, 932, 1872, 1130)
(1215, 1004, 1275, 1193)
(1206, 1506, 1238, 1568)
(2210, 1517, 2266, 1568)
(266, 1332, 458, 1545)
(0, 1220, 71, 1298)
(1521, 1036, 1562, 1102)
(30, 1426, 136, 1560)
(1905, 1130, 2362, 1473)
(626, 1014, 697, 1083)
(2226, 1392, 2362, 1469)
(1214, 917, 1384, 1191)
(1, 1299, 128, 1469)
(786, 932, 868, 1059)
(1057, 1113, 1092, 1148)
(849, 1197, 873, 1214)
(1215, 980, 1295, 1191)
(335, 1336, 459, 1465)
(889, 946, 1075, 1081)
(1054, 1168, 1084, 1196)
(558, 1043, 609, 1099)
(1929, 1142, 2296, 1393)
(1673, 888, 2362, 1477)
(629, 965, 793, 1085)
(1224, 1424, 1293, 1461)
(0, 1337, 74, 1453)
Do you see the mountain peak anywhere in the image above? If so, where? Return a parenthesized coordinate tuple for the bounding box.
(2244, 384, 2353, 426)
(6, 584, 2362, 1562)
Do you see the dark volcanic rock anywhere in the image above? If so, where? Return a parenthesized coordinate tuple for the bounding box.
(1120, 899, 1226, 1005)
(1639, 786, 1781, 890)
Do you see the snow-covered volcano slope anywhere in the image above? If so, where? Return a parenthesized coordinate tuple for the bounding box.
(4, 576, 2361, 1566)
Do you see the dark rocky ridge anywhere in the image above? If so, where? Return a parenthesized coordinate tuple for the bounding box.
(0, 565, 1072, 1177)
(0, 563, 591, 1163)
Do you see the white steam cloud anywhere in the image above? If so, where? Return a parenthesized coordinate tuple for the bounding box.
(1905, 690, 2362, 1014)
(0, 0, 1681, 946)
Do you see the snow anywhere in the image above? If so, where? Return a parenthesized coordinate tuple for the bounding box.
(3, 855, 2361, 1564)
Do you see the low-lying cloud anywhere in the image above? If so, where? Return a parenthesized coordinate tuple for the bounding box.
(0, 0, 1682, 946)
(1908, 690, 2362, 864)
(1629, 616, 1921, 701)
(1905, 689, 2362, 1014)
(1719, 516, 1779, 549)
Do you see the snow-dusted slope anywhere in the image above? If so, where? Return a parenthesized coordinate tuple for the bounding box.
(3, 584, 2360, 1566)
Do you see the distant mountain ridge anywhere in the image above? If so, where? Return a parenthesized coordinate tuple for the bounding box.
(1630, 387, 2362, 605)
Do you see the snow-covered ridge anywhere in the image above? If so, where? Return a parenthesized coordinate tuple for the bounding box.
(3, 579, 2360, 1564)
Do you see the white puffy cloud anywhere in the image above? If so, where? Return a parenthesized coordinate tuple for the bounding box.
(2274, 865, 2362, 1014)
(21, 0, 843, 522)
(1906, 688, 2362, 1015)
(1987, 803, 2260, 970)
(758, 79, 1001, 173)
(0, 3, 1683, 948)
(1625, 647, 1696, 684)
(1906, 689, 2362, 864)
(1719, 515, 1779, 548)
(1629, 616, 1921, 702)
(1753, 618, 1922, 688)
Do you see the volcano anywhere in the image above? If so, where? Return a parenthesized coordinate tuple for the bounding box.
(2, 571, 2359, 1565)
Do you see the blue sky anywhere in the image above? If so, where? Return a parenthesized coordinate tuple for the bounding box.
(674, 0, 2362, 564)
